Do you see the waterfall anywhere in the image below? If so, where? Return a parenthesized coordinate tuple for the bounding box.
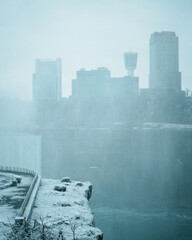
(0, 134, 41, 174)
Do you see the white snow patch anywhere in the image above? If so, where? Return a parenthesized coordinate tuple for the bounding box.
(31, 178, 103, 240)
(0, 174, 33, 238)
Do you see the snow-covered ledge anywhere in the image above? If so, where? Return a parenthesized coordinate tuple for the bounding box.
(31, 177, 103, 240)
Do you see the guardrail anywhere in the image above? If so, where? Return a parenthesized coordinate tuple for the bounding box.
(0, 166, 36, 176)
(16, 173, 41, 223)
(0, 166, 41, 224)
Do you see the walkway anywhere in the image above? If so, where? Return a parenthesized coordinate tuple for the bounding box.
(0, 174, 33, 223)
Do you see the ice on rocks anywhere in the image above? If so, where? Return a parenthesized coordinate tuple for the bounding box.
(61, 177, 71, 183)
(76, 182, 83, 187)
(54, 185, 67, 192)
(31, 178, 103, 240)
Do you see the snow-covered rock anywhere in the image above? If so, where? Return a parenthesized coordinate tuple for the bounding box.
(54, 185, 67, 192)
(31, 178, 103, 240)
(61, 177, 72, 183)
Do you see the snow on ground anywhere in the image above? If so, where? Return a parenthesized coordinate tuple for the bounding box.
(0, 172, 22, 187)
(0, 174, 33, 239)
(32, 178, 103, 240)
(0, 175, 9, 186)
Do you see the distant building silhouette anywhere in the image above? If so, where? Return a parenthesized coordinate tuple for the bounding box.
(72, 67, 111, 98)
(33, 59, 62, 101)
(124, 52, 137, 77)
(105, 76, 138, 97)
(72, 53, 139, 98)
(149, 31, 181, 92)
(122, 52, 139, 96)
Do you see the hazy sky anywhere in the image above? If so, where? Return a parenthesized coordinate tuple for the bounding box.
(0, 0, 191, 100)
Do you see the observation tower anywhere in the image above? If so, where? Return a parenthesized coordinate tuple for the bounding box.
(124, 52, 137, 77)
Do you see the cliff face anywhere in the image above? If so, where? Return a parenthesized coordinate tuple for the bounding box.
(31, 177, 103, 240)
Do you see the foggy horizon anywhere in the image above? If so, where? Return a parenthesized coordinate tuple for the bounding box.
(0, 0, 192, 100)
(1, 1, 192, 239)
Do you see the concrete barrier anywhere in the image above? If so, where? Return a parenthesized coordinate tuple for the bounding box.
(16, 173, 41, 223)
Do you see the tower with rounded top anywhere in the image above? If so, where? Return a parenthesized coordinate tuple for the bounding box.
(124, 52, 138, 77)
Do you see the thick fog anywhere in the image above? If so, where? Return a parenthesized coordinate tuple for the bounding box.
(1, 1, 192, 240)
(0, 0, 192, 99)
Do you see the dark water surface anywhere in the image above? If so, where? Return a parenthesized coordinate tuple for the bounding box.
(92, 207, 192, 240)
(42, 129, 192, 240)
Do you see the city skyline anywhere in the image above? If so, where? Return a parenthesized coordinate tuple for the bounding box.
(0, 0, 191, 100)
(72, 52, 139, 98)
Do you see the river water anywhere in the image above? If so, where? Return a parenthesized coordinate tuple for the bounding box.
(92, 207, 192, 240)
(41, 128, 192, 240)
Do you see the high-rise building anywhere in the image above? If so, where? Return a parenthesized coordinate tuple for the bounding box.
(149, 31, 181, 92)
(72, 67, 111, 98)
(33, 58, 62, 101)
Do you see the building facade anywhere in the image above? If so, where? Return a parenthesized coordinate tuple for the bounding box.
(149, 31, 181, 92)
(72, 52, 139, 99)
(72, 67, 111, 98)
(33, 58, 62, 101)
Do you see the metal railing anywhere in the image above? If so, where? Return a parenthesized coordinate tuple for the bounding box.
(0, 165, 41, 224)
(0, 166, 36, 175)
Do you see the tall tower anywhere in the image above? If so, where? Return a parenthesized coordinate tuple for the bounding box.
(33, 58, 62, 101)
(123, 52, 139, 96)
(149, 31, 181, 91)
(124, 52, 137, 77)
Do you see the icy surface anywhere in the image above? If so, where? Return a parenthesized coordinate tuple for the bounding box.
(31, 178, 103, 240)
(0, 174, 32, 239)
(0, 175, 9, 186)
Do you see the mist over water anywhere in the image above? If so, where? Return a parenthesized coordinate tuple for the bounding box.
(41, 128, 192, 240)
(93, 207, 192, 240)
(1, 1, 192, 240)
